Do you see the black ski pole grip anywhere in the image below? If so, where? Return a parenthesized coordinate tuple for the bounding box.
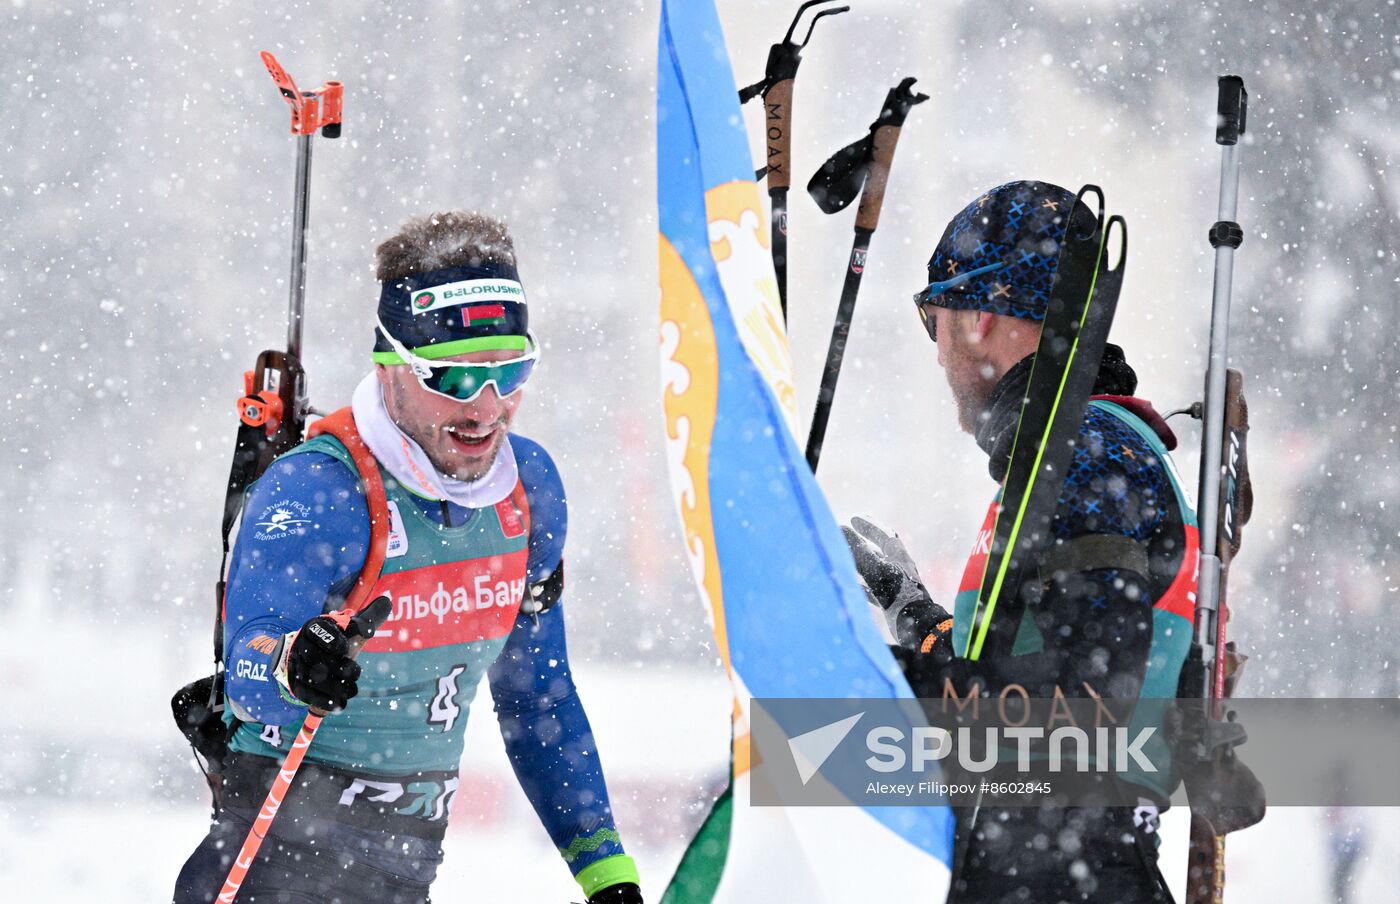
(347, 595, 394, 647)
(1216, 75, 1247, 146)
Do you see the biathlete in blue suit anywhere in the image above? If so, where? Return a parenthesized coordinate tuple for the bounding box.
(174, 211, 642, 904)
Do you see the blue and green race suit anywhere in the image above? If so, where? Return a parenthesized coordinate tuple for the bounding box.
(219, 428, 637, 897)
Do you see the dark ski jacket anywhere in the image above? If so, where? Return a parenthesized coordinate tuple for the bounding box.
(899, 346, 1198, 797)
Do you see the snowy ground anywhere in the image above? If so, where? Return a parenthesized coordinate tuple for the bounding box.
(2, 608, 1396, 901)
(7, 798, 1399, 901)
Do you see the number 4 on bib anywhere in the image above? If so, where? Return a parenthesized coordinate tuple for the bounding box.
(429, 665, 467, 732)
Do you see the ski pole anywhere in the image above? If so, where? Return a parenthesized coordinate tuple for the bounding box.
(803, 77, 927, 472)
(217, 596, 393, 904)
(738, 0, 849, 324)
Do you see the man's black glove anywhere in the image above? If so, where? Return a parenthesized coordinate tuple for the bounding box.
(1170, 702, 1267, 836)
(274, 615, 365, 713)
(842, 516, 953, 655)
(587, 882, 643, 904)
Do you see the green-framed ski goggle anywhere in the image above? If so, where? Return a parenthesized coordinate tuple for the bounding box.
(374, 314, 539, 403)
(912, 260, 1007, 343)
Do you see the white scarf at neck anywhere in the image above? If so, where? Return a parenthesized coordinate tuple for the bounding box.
(350, 373, 518, 509)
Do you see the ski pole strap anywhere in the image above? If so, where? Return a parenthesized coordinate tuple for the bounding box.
(1036, 534, 1150, 582)
(307, 408, 392, 615)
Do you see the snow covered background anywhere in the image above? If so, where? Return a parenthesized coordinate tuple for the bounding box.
(2, 0, 1397, 899)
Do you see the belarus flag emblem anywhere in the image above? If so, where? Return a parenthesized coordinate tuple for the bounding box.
(461, 304, 507, 327)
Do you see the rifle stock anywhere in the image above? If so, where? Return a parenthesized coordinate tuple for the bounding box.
(1185, 368, 1253, 904)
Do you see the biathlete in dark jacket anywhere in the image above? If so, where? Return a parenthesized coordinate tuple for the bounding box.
(846, 181, 1195, 904)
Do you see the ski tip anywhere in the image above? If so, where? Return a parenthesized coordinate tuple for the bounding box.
(1071, 185, 1106, 239)
(1103, 215, 1128, 272)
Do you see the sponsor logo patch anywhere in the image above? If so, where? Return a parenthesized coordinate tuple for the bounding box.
(253, 499, 312, 542)
(235, 660, 269, 682)
(460, 303, 507, 328)
(364, 553, 528, 653)
(409, 279, 525, 316)
(385, 500, 409, 559)
(495, 498, 525, 540)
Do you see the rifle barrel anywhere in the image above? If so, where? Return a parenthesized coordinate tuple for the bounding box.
(1193, 77, 1247, 683)
(286, 133, 313, 362)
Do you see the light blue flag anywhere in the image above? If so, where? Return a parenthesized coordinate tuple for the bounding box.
(656, 1, 953, 899)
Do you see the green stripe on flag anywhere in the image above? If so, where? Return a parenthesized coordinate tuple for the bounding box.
(661, 780, 733, 904)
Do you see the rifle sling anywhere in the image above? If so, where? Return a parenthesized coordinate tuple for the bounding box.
(307, 408, 392, 616)
(1037, 533, 1150, 582)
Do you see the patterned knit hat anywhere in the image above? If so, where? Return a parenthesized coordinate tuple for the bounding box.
(921, 180, 1094, 322)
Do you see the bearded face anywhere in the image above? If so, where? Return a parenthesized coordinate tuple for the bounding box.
(379, 356, 523, 482)
(933, 306, 1000, 435)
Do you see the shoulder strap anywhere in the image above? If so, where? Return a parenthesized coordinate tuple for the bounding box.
(506, 463, 567, 614)
(214, 420, 288, 663)
(308, 407, 391, 614)
(509, 477, 532, 542)
(1038, 533, 1150, 582)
